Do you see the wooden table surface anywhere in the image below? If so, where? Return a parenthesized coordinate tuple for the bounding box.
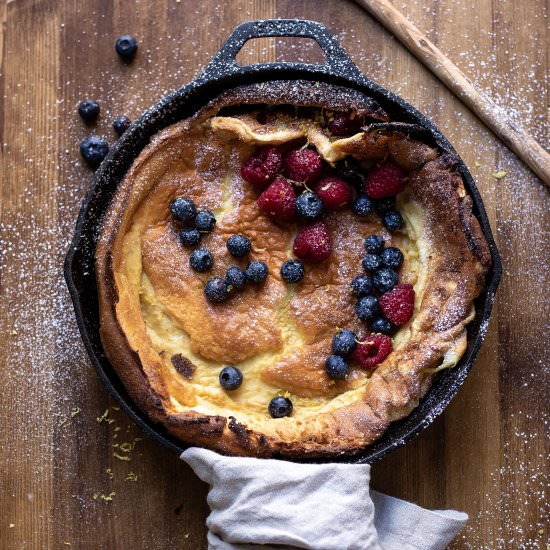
(0, 0, 548, 548)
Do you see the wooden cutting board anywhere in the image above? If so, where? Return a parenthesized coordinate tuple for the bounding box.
(0, 0, 547, 548)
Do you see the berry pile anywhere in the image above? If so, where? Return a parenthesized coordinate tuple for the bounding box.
(168, 113, 414, 417)
(240, 137, 413, 389)
(352, 233, 414, 334)
(337, 157, 405, 231)
(78, 34, 138, 168)
(324, 234, 415, 380)
(169, 196, 270, 304)
(242, 142, 407, 275)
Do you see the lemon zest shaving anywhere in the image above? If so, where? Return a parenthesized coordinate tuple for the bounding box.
(93, 492, 116, 502)
(97, 409, 115, 424)
(113, 452, 131, 462)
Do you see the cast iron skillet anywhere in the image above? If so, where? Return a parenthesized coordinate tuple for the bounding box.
(64, 19, 501, 463)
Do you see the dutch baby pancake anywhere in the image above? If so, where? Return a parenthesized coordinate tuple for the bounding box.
(96, 80, 491, 458)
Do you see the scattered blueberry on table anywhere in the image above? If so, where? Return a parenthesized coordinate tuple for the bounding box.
(113, 115, 131, 135)
(78, 99, 100, 122)
(115, 34, 138, 59)
(80, 136, 109, 167)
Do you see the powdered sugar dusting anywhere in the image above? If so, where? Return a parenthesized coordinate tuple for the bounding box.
(0, 2, 547, 548)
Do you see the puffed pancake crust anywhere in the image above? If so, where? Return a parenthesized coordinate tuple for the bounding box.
(96, 81, 491, 458)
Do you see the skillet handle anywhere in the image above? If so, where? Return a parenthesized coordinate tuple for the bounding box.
(198, 19, 363, 81)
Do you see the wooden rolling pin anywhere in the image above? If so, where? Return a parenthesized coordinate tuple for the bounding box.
(354, 0, 550, 186)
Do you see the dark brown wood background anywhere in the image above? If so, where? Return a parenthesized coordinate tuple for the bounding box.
(0, 0, 548, 548)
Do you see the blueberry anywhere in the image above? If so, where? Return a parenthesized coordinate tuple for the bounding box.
(225, 266, 246, 290)
(281, 259, 304, 283)
(374, 196, 396, 214)
(351, 274, 373, 297)
(115, 34, 138, 59)
(268, 396, 293, 418)
(336, 158, 364, 193)
(170, 197, 197, 223)
(79, 136, 109, 168)
(204, 276, 229, 303)
(351, 194, 374, 216)
(246, 261, 268, 283)
(362, 254, 382, 272)
(113, 115, 131, 135)
(356, 295, 379, 321)
(371, 317, 393, 335)
(195, 210, 216, 232)
(381, 247, 404, 269)
(179, 227, 201, 247)
(227, 234, 252, 257)
(364, 235, 384, 254)
(219, 366, 243, 390)
(296, 191, 324, 221)
(332, 329, 357, 356)
(189, 248, 213, 273)
(325, 355, 350, 380)
(373, 268, 398, 293)
(78, 99, 100, 122)
(383, 210, 404, 231)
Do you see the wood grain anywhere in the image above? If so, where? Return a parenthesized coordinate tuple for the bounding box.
(354, 0, 550, 187)
(0, 1, 547, 549)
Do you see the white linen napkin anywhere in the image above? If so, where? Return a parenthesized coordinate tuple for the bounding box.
(181, 447, 467, 550)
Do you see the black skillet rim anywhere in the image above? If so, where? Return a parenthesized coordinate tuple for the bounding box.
(64, 19, 501, 463)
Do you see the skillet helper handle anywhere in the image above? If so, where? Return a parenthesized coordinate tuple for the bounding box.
(199, 19, 363, 81)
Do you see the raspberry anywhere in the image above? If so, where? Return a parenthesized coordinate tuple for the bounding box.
(293, 221, 331, 262)
(241, 146, 282, 189)
(314, 177, 352, 210)
(352, 334, 392, 369)
(378, 284, 415, 326)
(283, 148, 322, 183)
(327, 112, 363, 136)
(364, 162, 405, 199)
(257, 177, 297, 221)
